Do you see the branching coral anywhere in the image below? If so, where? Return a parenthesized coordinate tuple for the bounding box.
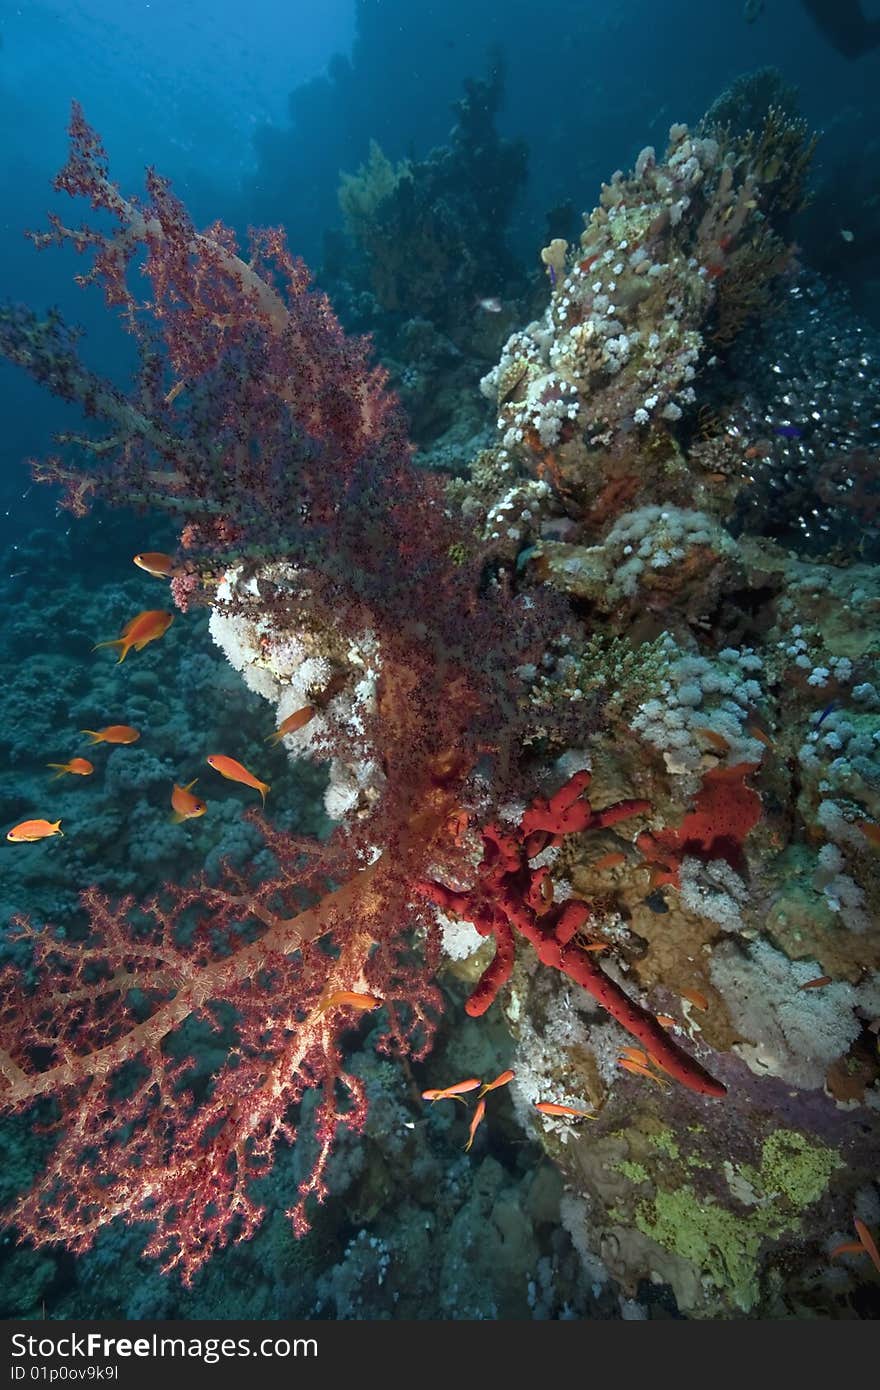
(0, 819, 443, 1280)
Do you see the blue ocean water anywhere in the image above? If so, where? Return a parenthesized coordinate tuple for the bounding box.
(0, 0, 878, 1320)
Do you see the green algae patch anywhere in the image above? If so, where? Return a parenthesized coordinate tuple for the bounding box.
(615, 1160, 650, 1184)
(754, 1130, 842, 1206)
(646, 1126, 680, 1160)
(635, 1129, 841, 1312)
(636, 1188, 765, 1311)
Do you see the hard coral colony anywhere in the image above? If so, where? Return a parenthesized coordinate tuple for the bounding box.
(0, 92, 877, 1319)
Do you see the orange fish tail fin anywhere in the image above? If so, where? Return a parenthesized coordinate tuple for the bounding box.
(46, 764, 68, 779)
(54, 822, 64, 837)
(92, 638, 124, 656)
(265, 730, 281, 745)
(260, 782, 270, 807)
(80, 730, 102, 743)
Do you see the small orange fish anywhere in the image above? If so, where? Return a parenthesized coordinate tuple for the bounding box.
(316, 990, 381, 1017)
(593, 851, 626, 871)
(133, 552, 180, 579)
(422, 1078, 482, 1104)
(315, 672, 350, 705)
(831, 1241, 866, 1259)
(93, 610, 173, 664)
(479, 1069, 515, 1097)
(579, 941, 609, 952)
(680, 987, 709, 1011)
(265, 705, 316, 745)
(534, 1101, 596, 1120)
(656, 1014, 678, 1029)
(619, 1046, 649, 1067)
(747, 723, 773, 749)
(171, 779, 207, 824)
(854, 1218, 880, 1275)
(617, 1058, 670, 1089)
(46, 757, 94, 779)
(446, 808, 471, 845)
(799, 975, 833, 991)
(856, 821, 880, 849)
(80, 725, 140, 745)
(7, 818, 63, 842)
(206, 755, 270, 806)
(464, 1098, 486, 1152)
(694, 727, 731, 755)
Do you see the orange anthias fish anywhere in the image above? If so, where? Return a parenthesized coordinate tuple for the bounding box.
(593, 851, 626, 872)
(206, 755, 270, 805)
(747, 723, 774, 749)
(830, 1241, 865, 1259)
(617, 1057, 670, 1089)
(170, 780, 207, 824)
(133, 552, 181, 579)
(265, 705, 316, 745)
(694, 727, 731, 755)
(479, 1069, 515, 1097)
(93, 610, 174, 664)
(680, 987, 709, 1011)
(316, 990, 382, 1017)
(854, 1218, 880, 1275)
(7, 818, 63, 842)
(46, 757, 94, 779)
(422, 1078, 482, 1104)
(80, 725, 140, 745)
(799, 975, 833, 991)
(464, 1098, 486, 1152)
(856, 820, 880, 849)
(619, 1046, 649, 1067)
(534, 1101, 596, 1120)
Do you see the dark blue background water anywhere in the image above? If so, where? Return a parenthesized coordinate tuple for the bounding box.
(2, 0, 878, 542)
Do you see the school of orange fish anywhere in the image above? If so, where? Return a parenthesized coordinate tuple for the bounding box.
(4, 553, 877, 1278)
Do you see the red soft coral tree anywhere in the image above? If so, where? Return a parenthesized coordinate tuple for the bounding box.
(0, 106, 559, 1281)
(0, 817, 447, 1283)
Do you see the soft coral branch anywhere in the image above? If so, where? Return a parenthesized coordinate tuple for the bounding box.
(0, 818, 444, 1283)
(0, 107, 558, 1282)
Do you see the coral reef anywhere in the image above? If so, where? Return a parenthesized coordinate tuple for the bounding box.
(1, 84, 878, 1322)
(477, 108, 811, 530)
(337, 60, 526, 336)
